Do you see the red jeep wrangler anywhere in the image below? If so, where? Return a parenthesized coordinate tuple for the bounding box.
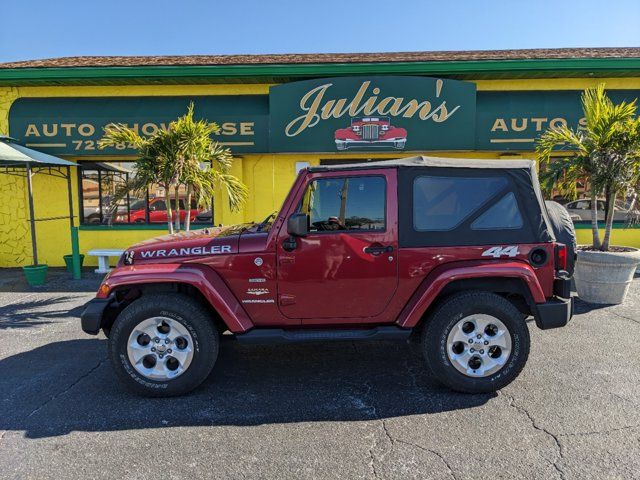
(82, 157, 573, 397)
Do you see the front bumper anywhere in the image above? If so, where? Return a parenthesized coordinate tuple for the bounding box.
(80, 297, 112, 335)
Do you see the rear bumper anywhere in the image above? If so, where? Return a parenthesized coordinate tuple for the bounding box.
(80, 297, 112, 335)
(533, 274, 573, 330)
(534, 296, 573, 329)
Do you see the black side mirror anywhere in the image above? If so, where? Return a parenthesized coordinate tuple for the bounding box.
(287, 213, 308, 237)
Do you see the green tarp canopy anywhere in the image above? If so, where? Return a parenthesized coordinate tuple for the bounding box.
(0, 136, 80, 276)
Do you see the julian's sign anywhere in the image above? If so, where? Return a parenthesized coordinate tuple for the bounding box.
(270, 76, 477, 152)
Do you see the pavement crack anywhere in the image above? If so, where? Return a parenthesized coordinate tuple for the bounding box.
(501, 391, 566, 479)
(608, 310, 640, 326)
(394, 438, 458, 480)
(559, 424, 640, 437)
(27, 357, 107, 419)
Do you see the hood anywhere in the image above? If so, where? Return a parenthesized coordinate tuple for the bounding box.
(125, 224, 256, 264)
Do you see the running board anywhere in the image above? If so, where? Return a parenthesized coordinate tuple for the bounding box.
(235, 326, 412, 345)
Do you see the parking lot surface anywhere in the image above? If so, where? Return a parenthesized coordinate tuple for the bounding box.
(0, 268, 639, 479)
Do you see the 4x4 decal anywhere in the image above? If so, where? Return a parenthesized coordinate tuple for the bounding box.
(481, 246, 520, 258)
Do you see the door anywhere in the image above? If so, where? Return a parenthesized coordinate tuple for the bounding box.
(276, 171, 398, 321)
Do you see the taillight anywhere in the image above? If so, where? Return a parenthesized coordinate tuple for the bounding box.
(554, 243, 567, 271)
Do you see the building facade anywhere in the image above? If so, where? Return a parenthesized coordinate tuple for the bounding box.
(1, 48, 639, 267)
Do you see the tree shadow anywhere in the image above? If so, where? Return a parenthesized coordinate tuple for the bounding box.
(0, 338, 494, 439)
(0, 268, 104, 293)
(0, 296, 84, 329)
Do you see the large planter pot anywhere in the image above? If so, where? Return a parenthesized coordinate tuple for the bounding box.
(574, 247, 640, 304)
(22, 264, 49, 287)
(63, 254, 85, 273)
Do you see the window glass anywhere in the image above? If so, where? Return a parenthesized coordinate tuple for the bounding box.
(301, 176, 386, 232)
(413, 176, 508, 231)
(471, 192, 523, 230)
(79, 161, 213, 225)
(570, 200, 590, 210)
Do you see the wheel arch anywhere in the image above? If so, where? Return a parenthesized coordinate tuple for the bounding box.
(100, 264, 254, 335)
(396, 261, 545, 330)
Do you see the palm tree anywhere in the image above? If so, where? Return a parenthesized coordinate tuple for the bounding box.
(537, 84, 640, 251)
(99, 103, 248, 233)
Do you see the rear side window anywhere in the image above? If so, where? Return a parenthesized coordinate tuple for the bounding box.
(413, 176, 508, 231)
(471, 192, 523, 230)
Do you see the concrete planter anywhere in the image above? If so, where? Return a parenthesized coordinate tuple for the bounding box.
(574, 247, 640, 304)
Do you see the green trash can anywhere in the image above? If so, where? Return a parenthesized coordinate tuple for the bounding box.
(23, 264, 48, 286)
(63, 254, 85, 273)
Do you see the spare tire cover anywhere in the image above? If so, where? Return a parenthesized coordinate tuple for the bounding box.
(544, 201, 577, 275)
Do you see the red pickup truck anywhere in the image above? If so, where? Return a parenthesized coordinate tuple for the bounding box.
(82, 157, 573, 397)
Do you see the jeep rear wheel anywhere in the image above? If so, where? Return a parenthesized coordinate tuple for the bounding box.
(108, 293, 218, 397)
(422, 291, 530, 394)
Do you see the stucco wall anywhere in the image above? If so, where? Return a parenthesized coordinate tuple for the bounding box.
(1, 79, 640, 268)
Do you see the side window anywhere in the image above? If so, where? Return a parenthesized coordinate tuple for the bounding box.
(571, 200, 590, 210)
(471, 192, 523, 230)
(300, 176, 386, 232)
(152, 200, 166, 211)
(413, 176, 508, 231)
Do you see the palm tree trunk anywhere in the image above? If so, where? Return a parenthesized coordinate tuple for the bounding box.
(164, 188, 174, 234)
(590, 190, 601, 249)
(185, 185, 193, 232)
(601, 191, 616, 251)
(174, 186, 181, 232)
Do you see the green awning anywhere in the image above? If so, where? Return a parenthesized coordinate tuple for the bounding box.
(0, 135, 77, 167)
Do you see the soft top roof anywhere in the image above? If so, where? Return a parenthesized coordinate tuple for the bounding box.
(308, 156, 535, 172)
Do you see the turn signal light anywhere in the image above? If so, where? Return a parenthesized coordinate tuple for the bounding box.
(97, 283, 111, 299)
(554, 244, 567, 271)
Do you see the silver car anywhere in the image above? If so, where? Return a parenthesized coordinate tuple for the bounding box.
(565, 199, 639, 222)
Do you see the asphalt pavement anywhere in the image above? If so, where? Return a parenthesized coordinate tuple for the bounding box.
(0, 268, 639, 479)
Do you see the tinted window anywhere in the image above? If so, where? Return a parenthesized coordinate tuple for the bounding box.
(413, 176, 508, 231)
(301, 176, 386, 232)
(471, 192, 523, 230)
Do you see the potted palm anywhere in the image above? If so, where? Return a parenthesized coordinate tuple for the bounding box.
(537, 84, 640, 304)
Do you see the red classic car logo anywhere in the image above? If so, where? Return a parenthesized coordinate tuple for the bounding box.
(334, 117, 407, 151)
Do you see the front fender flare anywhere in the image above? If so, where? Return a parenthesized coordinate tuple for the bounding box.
(102, 263, 253, 333)
(396, 261, 546, 329)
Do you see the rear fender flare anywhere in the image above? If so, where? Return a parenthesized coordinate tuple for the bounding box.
(396, 261, 545, 329)
(102, 264, 253, 333)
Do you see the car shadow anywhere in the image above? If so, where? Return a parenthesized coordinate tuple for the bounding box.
(0, 338, 494, 439)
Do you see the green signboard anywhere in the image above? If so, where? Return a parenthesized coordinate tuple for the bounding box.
(269, 76, 477, 152)
(8, 95, 269, 155)
(476, 90, 640, 150)
(8, 82, 640, 156)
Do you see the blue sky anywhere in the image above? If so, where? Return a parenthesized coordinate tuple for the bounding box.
(1, 0, 639, 63)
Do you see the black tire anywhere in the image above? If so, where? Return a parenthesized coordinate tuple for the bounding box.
(108, 293, 218, 397)
(422, 291, 530, 394)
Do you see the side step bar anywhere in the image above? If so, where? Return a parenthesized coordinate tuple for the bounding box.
(235, 326, 412, 345)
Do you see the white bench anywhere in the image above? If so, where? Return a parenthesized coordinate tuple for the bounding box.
(87, 249, 125, 274)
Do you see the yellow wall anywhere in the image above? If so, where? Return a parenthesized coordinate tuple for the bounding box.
(2, 78, 640, 268)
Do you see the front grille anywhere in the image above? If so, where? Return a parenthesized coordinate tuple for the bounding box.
(361, 124, 379, 140)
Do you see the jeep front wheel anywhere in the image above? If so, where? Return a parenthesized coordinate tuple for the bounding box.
(422, 291, 530, 394)
(108, 293, 218, 397)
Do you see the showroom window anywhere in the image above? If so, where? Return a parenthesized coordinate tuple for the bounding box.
(79, 162, 211, 225)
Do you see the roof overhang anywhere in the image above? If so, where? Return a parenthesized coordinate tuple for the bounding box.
(2, 57, 640, 86)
